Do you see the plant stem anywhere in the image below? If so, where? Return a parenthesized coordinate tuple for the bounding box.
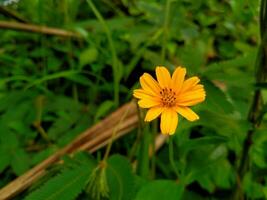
(151, 120, 157, 178)
(34, 95, 51, 143)
(169, 136, 179, 179)
(161, 0, 172, 64)
(87, 0, 119, 107)
(103, 101, 132, 161)
(235, 0, 267, 198)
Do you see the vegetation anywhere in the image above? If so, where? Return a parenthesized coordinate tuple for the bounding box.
(0, 0, 265, 199)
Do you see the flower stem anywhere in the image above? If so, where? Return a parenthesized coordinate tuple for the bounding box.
(169, 136, 179, 179)
(103, 102, 132, 161)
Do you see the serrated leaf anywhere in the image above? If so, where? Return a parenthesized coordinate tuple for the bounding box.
(24, 162, 95, 200)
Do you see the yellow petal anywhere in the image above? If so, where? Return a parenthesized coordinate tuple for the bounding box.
(145, 106, 164, 122)
(178, 97, 206, 106)
(191, 84, 204, 90)
(181, 76, 200, 93)
(140, 73, 161, 96)
(156, 66, 171, 88)
(138, 99, 161, 108)
(182, 89, 205, 98)
(133, 89, 157, 99)
(175, 106, 199, 121)
(179, 89, 206, 100)
(171, 67, 186, 93)
(160, 109, 178, 135)
(177, 86, 206, 106)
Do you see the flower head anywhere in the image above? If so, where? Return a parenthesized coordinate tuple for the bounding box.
(133, 66, 206, 135)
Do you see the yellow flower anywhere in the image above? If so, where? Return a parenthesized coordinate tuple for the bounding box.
(133, 66, 206, 135)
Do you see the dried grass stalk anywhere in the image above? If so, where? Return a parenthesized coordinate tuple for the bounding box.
(0, 20, 81, 38)
(0, 102, 137, 200)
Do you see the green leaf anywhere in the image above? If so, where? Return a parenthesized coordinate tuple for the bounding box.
(79, 47, 98, 67)
(177, 43, 205, 72)
(65, 74, 93, 86)
(203, 80, 234, 114)
(184, 144, 235, 192)
(134, 180, 183, 200)
(180, 136, 228, 156)
(0, 146, 10, 173)
(11, 148, 30, 175)
(24, 70, 79, 90)
(24, 162, 95, 200)
(107, 155, 136, 200)
(244, 173, 265, 199)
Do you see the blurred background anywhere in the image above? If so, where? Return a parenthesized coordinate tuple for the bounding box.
(0, 0, 264, 199)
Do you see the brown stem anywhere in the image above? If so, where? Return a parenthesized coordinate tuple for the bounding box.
(0, 102, 137, 200)
(0, 20, 81, 38)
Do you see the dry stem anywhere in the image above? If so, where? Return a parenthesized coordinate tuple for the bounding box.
(0, 102, 137, 200)
(0, 20, 81, 38)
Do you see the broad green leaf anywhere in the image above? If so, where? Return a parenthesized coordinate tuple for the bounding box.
(202, 80, 234, 114)
(24, 161, 96, 200)
(180, 136, 228, 156)
(184, 144, 235, 192)
(134, 180, 183, 200)
(0, 146, 10, 173)
(11, 149, 30, 175)
(107, 155, 136, 200)
(79, 47, 98, 67)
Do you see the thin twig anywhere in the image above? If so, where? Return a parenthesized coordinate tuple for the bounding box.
(0, 20, 81, 38)
(78, 114, 138, 152)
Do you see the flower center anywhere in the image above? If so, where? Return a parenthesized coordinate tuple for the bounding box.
(160, 88, 177, 107)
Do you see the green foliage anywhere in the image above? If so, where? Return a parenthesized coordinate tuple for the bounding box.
(107, 155, 135, 200)
(134, 180, 183, 200)
(24, 154, 96, 200)
(202, 80, 234, 114)
(0, 0, 265, 199)
(94, 100, 114, 122)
